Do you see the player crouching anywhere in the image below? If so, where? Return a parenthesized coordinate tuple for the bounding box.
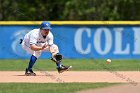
(21, 21, 72, 76)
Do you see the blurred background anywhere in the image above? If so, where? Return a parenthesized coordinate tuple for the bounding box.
(0, 0, 140, 21)
(0, 0, 140, 93)
(0, 0, 140, 59)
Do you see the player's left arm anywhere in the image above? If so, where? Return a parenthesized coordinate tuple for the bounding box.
(46, 32, 62, 62)
(47, 32, 55, 54)
(47, 32, 54, 46)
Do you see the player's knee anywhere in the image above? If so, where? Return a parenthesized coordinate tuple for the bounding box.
(33, 51, 42, 58)
(52, 44, 59, 51)
(50, 44, 59, 54)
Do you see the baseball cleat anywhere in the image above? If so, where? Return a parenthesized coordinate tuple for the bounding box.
(19, 39, 23, 44)
(25, 68, 36, 76)
(57, 65, 72, 73)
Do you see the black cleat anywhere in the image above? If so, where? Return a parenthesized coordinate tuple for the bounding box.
(57, 65, 72, 73)
(19, 39, 23, 44)
(25, 68, 36, 76)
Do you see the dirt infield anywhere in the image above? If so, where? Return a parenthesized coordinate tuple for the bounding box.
(0, 71, 140, 83)
(0, 71, 140, 93)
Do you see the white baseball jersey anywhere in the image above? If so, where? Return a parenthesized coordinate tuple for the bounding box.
(23, 28, 53, 48)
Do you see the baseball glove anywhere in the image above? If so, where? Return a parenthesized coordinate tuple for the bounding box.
(55, 54, 63, 61)
(51, 54, 63, 63)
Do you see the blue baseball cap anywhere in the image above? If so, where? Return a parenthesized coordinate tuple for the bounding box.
(40, 21, 52, 30)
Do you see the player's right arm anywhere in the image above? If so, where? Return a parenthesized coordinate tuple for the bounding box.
(30, 44, 46, 51)
(29, 32, 46, 51)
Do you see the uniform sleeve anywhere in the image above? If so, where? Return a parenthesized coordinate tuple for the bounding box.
(29, 33, 37, 45)
(47, 32, 54, 45)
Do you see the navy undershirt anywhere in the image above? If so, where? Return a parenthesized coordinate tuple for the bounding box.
(43, 36, 46, 38)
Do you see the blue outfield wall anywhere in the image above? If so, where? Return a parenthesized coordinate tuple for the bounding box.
(0, 25, 140, 59)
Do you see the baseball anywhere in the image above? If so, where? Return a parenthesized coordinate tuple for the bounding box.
(106, 59, 111, 64)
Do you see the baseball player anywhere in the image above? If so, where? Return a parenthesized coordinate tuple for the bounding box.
(21, 21, 72, 76)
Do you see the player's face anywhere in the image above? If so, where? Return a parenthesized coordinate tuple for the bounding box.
(41, 29, 50, 36)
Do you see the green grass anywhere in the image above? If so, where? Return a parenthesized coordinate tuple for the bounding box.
(0, 59, 132, 93)
(0, 59, 140, 71)
(0, 83, 117, 93)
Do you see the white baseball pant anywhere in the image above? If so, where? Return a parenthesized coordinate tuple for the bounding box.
(22, 42, 59, 58)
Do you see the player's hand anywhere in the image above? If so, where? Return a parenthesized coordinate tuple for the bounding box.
(41, 44, 47, 50)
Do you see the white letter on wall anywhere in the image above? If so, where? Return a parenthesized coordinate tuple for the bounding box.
(74, 28, 91, 54)
(113, 28, 130, 54)
(133, 27, 140, 54)
(94, 27, 112, 55)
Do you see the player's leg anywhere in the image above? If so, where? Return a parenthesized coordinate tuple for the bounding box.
(44, 44, 72, 73)
(44, 44, 62, 68)
(52, 53, 72, 73)
(22, 43, 41, 76)
(25, 51, 41, 76)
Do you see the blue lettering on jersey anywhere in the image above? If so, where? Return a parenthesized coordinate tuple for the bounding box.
(37, 41, 45, 43)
